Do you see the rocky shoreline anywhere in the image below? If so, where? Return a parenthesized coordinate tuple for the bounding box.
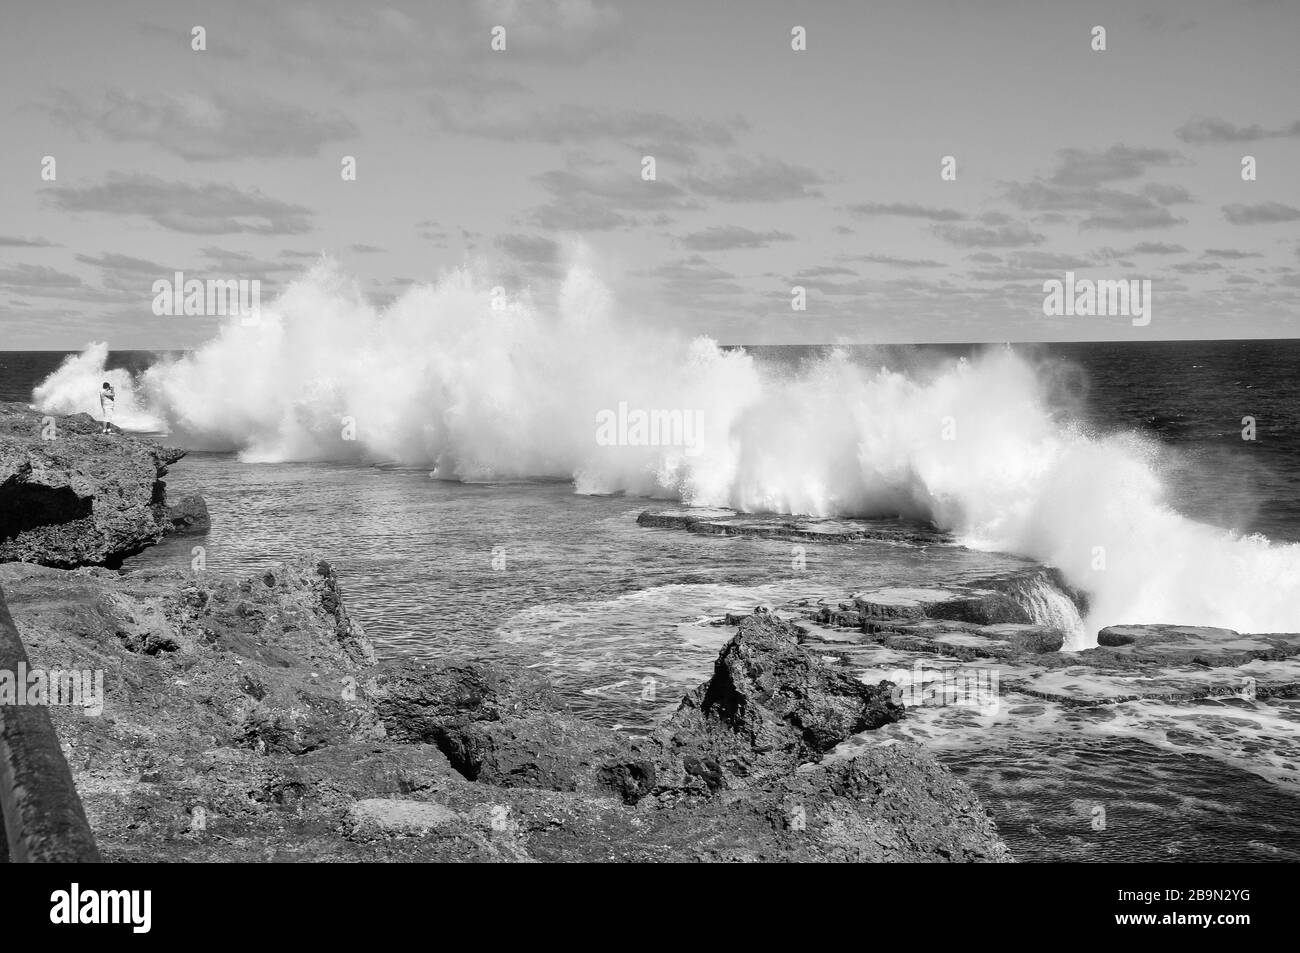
(1, 406, 1011, 862)
(11, 406, 1296, 861)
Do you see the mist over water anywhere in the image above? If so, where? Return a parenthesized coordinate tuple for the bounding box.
(30, 260, 1300, 641)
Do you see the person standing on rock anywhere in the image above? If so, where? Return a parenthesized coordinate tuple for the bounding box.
(99, 381, 115, 434)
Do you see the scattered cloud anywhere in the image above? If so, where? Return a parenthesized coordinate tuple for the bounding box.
(1049, 145, 1183, 186)
(1125, 242, 1188, 255)
(75, 252, 169, 274)
(0, 235, 57, 248)
(1223, 202, 1300, 225)
(1202, 248, 1262, 259)
(846, 202, 966, 222)
(431, 99, 745, 152)
(684, 156, 823, 202)
(933, 222, 1045, 248)
(47, 173, 314, 235)
(530, 157, 697, 230)
(792, 265, 857, 279)
(1176, 116, 1300, 143)
(472, 0, 622, 62)
(495, 233, 561, 263)
(650, 255, 746, 300)
(48, 88, 357, 161)
(0, 263, 84, 291)
(847, 253, 945, 268)
(1006, 181, 1188, 231)
(677, 225, 794, 251)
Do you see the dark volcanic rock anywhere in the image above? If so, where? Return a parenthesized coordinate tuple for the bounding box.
(663, 609, 903, 774)
(164, 494, 210, 535)
(600, 609, 905, 800)
(0, 402, 197, 567)
(368, 659, 634, 793)
(369, 659, 560, 742)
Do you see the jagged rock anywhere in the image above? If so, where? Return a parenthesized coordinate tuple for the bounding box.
(434, 713, 637, 793)
(164, 495, 210, 535)
(368, 659, 560, 743)
(0, 402, 199, 567)
(599, 610, 905, 801)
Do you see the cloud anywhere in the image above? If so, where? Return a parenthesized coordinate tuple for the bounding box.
(0, 263, 129, 303)
(684, 156, 823, 202)
(349, 243, 386, 254)
(1170, 261, 1224, 273)
(847, 254, 945, 268)
(846, 202, 966, 222)
(1009, 251, 1098, 270)
(197, 247, 304, 276)
(1125, 242, 1188, 255)
(48, 88, 357, 161)
(792, 265, 858, 279)
(430, 99, 745, 153)
(677, 226, 794, 251)
(964, 251, 1097, 282)
(1202, 248, 1262, 259)
(1223, 202, 1300, 225)
(1050, 145, 1183, 186)
(0, 235, 57, 248)
(473, 0, 622, 61)
(47, 173, 314, 235)
(1176, 116, 1300, 143)
(650, 255, 747, 303)
(1142, 183, 1193, 205)
(933, 222, 1045, 248)
(529, 157, 697, 230)
(1006, 181, 1188, 231)
(495, 233, 561, 263)
(181, 4, 521, 93)
(1004, 145, 1192, 231)
(1081, 207, 1186, 231)
(75, 252, 169, 274)
(0, 263, 84, 291)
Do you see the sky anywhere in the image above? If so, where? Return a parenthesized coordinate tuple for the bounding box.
(1, 0, 1298, 349)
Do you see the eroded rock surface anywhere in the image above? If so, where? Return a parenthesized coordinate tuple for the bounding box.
(0, 402, 201, 567)
(2, 559, 1013, 862)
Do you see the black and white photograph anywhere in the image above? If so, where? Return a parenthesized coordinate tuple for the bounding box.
(1, 0, 1297, 926)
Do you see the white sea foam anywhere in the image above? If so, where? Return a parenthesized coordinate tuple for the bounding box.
(31, 259, 1300, 641)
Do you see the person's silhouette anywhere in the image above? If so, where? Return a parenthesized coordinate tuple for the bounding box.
(99, 381, 115, 434)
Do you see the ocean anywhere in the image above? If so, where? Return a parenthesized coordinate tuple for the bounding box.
(3, 333, 1300, 862)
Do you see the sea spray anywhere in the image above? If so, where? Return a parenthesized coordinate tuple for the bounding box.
(30, 259, 1300, 641)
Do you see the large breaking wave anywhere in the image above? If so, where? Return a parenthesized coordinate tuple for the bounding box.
(31, 259, 1300, 640)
